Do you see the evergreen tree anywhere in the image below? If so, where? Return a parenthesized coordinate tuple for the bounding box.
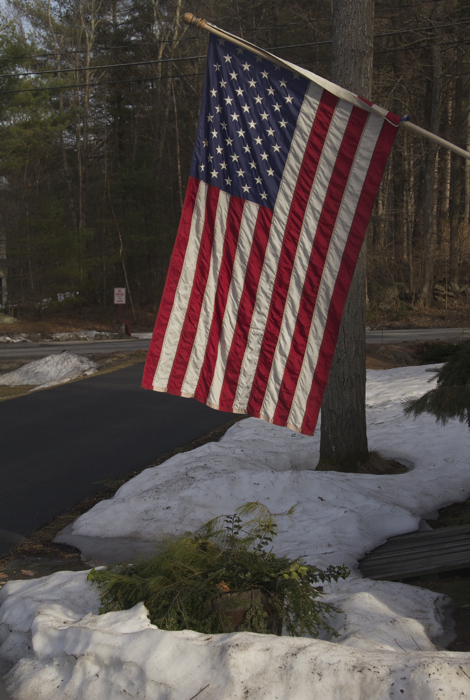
(403, 343, 470, 429)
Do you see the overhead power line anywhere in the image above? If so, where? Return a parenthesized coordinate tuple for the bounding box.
(0, 38, 210, 62)
(0, 6, 465, 62)
(0, 71, 206, 95)
(304, 37, 470, 65)
(1, 34, 468, 96)
(0, 54, 206, 80)
(1, 18, 469, 83)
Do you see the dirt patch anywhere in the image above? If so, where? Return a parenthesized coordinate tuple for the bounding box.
(402, 569, 470, 652)
(0, 416, 246, 586)
(399, 498, 470, 651)
(87, 349, 147, 374)
(0, 385, 37, 401)
(367, 297, 470, 330)
(427, 497, 470, 529)
(0, 307, 156, 335)
(5, 297, 470, 335)
(316, 450, 409, 475)
(366, 342, 421, 369)
(447, 605, 470, 652)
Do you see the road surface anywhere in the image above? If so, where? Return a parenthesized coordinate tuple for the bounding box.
(0, 327, 469, 361)
(366, 327, 469, 344)
(0, 338, 150, 359)
(0, 363, 233, 558)
(1, 325, 469, 558)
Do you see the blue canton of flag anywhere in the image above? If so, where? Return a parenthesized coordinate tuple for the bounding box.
(189, 35, 309, 210)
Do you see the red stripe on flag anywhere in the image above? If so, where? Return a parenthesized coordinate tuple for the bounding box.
(300, 119, 399, 435)
(358, 98, 401, 128)
(142, 177, 200, 390)
(218, 205, 273, 412)
(166, 184, 221, 395)
(272, 105, 369, 426)
(245, 90, 339, 417)
(194, 196, 245, 402)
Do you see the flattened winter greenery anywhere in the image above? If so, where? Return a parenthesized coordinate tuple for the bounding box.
(88, 503, 349, 637)
(404, 341, 470, 429)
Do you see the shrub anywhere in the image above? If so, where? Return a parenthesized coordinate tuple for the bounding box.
(88, 502, 349, 637)
(404, 341, 470, 429)
(418, 341, 463, 365)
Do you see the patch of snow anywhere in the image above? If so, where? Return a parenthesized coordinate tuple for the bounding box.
(131, 333, 152, 340)
(51, 331, 114, 340)
(0, 574, 469, 699)
(56, 291, 78, 303)
(58, 367, 468, 578)
(1, 365, 470, 698)
(0, 330, 121, 343)
(0, 334, 28, 344)
(0, 352, 98, 389)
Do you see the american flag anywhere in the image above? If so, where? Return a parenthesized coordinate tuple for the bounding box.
(143, 34, 400, 435)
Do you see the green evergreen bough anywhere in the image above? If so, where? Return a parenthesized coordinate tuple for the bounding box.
(88, 503, 349, 637)
(404, 341, 470, 429)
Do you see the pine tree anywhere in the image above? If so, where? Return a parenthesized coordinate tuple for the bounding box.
(403, 343, 470, 429)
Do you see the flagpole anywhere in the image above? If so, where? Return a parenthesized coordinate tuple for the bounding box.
(400, 120, 470, 161)
(183, 13, 470, 162)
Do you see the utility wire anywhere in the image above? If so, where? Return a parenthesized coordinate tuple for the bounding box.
(375, 19, 470, 38)
(0, 54, 205, 80)
(2, 34, 468, 96)
(302, 37, 470, 65)
(0, 7, 466, 62)
(0, 40, 203, 62)
(0, 72, 206, 95)
(2, 19, 469, 82)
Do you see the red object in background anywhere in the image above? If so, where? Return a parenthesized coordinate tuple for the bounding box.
(114, 287, 131, 337)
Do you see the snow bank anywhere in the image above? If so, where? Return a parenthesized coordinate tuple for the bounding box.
(1, 365, 470, 698)
(0, 352, 98, 389)
(57, 366, 469, 574)
(51, 331, 115, 341)
(1, 572, 469, 700)
(0, 335, 26, 344)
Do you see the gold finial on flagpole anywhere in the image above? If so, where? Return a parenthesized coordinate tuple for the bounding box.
(183, 13, 206, 30)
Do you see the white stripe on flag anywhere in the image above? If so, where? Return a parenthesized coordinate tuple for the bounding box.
(232, 81, 324, 412)
(181, 190, 231, 397)
(207, 199, 259, 408)
(152, 181, 208, 390)
(288, 112, 384, 429)
(260, 99, 354, 421)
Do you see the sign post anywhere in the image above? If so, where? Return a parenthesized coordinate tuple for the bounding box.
(114, 287, 126, 322)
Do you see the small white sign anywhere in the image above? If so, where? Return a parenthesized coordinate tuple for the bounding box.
(114, 287, 126, 305)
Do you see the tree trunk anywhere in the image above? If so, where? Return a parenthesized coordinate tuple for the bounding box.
(449, 76, 463, 288)
(320, 0, 374, 465)
(419, 33, 442, 307)
(465, 110, 470, 224)
(403, 131, 415, 297)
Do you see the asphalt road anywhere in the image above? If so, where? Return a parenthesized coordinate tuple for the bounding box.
(1, 326, 469, 559)
(0, 338, 151, 359)
(1, 327, 469, 361)
(366, 327, 470, 344)
(0, 363, 233, 558)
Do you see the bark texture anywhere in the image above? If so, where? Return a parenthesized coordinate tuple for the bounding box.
(320, 0, 374, 464)
(419, 23, 442, 307)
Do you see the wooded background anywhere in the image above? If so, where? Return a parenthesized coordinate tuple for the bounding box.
(0, 0, 468, 316)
